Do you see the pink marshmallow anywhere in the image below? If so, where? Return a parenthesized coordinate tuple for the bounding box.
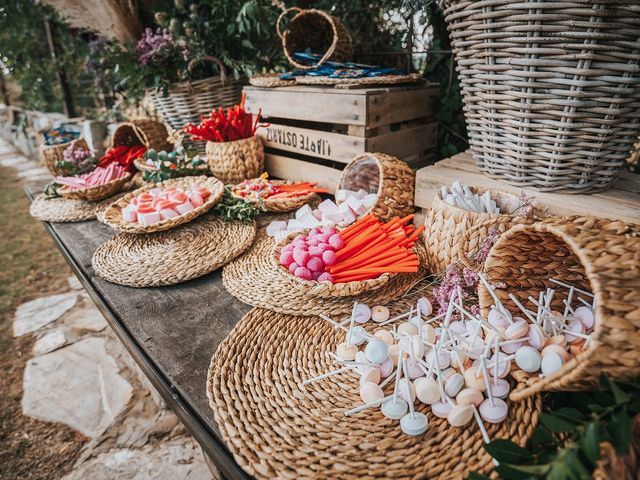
(122, 208, 137, 223)
(137, 211, 162, 226)
(160, 208, 179, 220)
(175, 202, 195, 215)
(294, 267, 313, 280)
(189, 193, 204, 208)
(322, 250, 337, 266)
(306, 256, 325, 272)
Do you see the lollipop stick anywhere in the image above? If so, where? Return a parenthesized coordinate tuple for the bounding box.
(345, 394, 393, 416)
(402, 359, 416, 419)
(302, 365, 352, 385)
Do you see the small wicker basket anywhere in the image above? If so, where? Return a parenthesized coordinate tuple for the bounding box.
(58, 173, 132, 202)
(206, 135, 264, 184)
(273, 229, 394, 298)
(40, 138, 89, 176)
(337, 153, 415, 222)
(146, 55, 244, 154)
(477, 216, 640, 400)
(423, 187, 531, 274)
(277, 8, 353, 69)
(111, 119, 172, 152)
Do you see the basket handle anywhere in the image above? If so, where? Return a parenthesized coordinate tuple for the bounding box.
(187, 55, 228, 88)
(276, 7, 302, 39)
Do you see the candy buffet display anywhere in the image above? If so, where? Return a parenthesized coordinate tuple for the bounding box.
(306, 275, 594, 439)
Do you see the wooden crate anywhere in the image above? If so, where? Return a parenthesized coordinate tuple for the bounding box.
(244, 83, 440, 190)
(415, 151, 640, 225)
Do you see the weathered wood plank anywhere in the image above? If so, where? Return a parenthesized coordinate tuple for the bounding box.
(366, 122, 438, 160)
(415, 151, 640, 224)
(265, 153, 342, 192)
(366, 84, 439, 128)
(258, 123, 364, 163)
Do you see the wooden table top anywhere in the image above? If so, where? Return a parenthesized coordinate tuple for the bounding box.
(28, 187, 251, 480)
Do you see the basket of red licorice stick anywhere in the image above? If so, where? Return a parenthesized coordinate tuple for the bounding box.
(183, 93, 267, 184)
(274, 213, 425, 297)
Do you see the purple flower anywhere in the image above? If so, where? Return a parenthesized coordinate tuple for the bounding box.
(136, 28, 173, 66)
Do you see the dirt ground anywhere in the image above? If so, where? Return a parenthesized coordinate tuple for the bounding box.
(0, 166, 85, 479)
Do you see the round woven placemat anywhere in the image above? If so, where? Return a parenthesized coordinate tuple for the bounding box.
(30, 193, 127, 223)
(249, 73, 296, 88)
(92, 216, 257, 287)
(222, 218, 428, 315)
(207, 299, 542, 479)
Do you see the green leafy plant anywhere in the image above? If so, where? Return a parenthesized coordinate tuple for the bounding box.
(141, 146, 207, 183)
(212, 186, 261, 223)
(470, 374, 640, 480)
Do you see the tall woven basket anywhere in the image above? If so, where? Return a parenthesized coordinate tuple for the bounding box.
(277, 8, 353, 69)
(40, 138, 89, 176)
(206, 135, 264, 184)
(146, 56, 244, 154)
(337, 153, 415, 222)
(423, 187, 539, 274)
(442, 1, 640, 193)
(477, 216, 640, 400)
(111, 119, 172, 152)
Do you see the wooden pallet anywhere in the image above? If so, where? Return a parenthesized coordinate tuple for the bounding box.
(415, 151, 640, 224)
(244, 83, 440, 188)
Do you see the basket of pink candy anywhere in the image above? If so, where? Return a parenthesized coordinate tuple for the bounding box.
(101, 176, 224, 234)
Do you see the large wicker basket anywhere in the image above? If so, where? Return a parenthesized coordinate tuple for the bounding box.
(277, 8, 353, 69)
(477, 216, 640, 400)
(146, 56, 244, 154)
(40, 138, 89, 176)
(206, 135, 264, 184)
(442, 1, 640, 193)
(423, 187, 535, 274)
(337, 153, 415, 222)
(111, 119, 172, 152)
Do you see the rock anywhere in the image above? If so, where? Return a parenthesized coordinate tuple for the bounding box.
(22, 337, 133, 438)
(32, 328, 67, 355)
(61, 439, 213, 480)
(67, 276, 83, 291)
(64, 306, 108, 332)
(13, 292, 78, 337)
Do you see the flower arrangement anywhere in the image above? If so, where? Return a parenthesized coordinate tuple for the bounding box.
(182, 93, 266, 143)
(56, 142, 98, 176)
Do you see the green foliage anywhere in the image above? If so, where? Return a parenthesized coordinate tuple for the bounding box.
(470, 374, 640, 480)
(141, 146, 208, 183)
(212, 186, 261, 223)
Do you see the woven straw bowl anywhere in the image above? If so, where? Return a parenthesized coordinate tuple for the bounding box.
(276, 8, 353, 70)
(133, 158, 155, 172)
(231, 179, 320, 213)
(273, 229, 394, 298)
(206, 136, 264, 184)
(58, 173, 131, 202)
(337, 153, 415, 222)
(423, 187, 528, 274)
(442, 1, 640, 193)
(249, 73, 296, 88)
(295, 73, 423, 87)
(40, 138, 89, 176)
(101, 176, 224, 234)
(477, 216, 640, 401)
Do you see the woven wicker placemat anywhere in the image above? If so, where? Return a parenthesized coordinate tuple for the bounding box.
(222, 220, 428, 315)
(207, 295, 542, 479)
(295, 73, 423, 87)
(92, 216, 257, 287)
(30, 193, 127, 223)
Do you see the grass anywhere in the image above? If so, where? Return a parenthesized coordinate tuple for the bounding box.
(0, 163, 84, 479)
